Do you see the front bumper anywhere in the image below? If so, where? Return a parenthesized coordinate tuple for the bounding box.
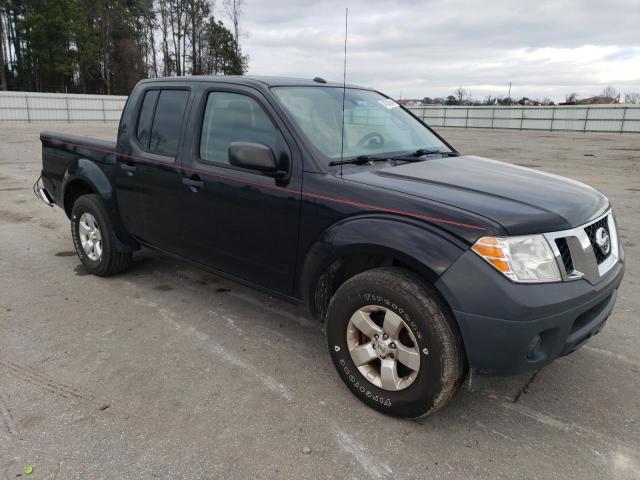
(435, 249, 625, 374)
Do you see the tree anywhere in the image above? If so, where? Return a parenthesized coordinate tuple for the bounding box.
(158, 0, 174, 76)
(624, 92, 640, 104)
(136, 0, 159, 78)
(0, 0, 248, 94)
(2, 0, 27, 90)
(223, 0, 243, 57)
(202, 18, 244, 75)
(19, 0, 79, 92)
(185, 0, 210, 74)
(0, 4, 7, 90)
(565, 92, 578, 104)
(167, 0, 185, 76)
(445, 95, 458, 106)
(75, 0, 103, 93)
(600, 85, 617, 98)
(454, 87, 466, 105)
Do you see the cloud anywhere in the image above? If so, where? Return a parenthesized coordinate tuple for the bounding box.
(233, 0, 640, 101)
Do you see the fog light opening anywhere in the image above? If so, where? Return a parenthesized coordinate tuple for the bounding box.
(526, 334, 543, 361)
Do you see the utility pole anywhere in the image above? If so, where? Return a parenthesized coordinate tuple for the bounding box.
(507, 82, 512, 102)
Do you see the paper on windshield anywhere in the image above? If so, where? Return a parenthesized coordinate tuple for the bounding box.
(378, 98, 400, 109)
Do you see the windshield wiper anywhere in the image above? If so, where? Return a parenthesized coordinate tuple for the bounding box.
(395, 149, 459, 160)
(329, 149, 458, 167)
(328, 155, 383, 166)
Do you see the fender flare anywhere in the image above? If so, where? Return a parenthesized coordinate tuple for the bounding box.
(62, 158, 114, 209)
(62, 158, 137, 251)
(298, 214, 468, 317)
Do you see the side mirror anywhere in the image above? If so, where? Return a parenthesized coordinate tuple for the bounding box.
(229, 142, 281, 175)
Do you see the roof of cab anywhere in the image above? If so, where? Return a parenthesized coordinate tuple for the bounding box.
(137, 75, 367, 90)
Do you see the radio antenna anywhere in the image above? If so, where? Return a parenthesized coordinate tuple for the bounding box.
(339, 7, 348, 178)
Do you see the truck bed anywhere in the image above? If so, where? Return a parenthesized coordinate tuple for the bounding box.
(40, 131, 117, 207)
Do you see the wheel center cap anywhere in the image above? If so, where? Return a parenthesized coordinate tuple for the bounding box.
(374, 340, 389, 357)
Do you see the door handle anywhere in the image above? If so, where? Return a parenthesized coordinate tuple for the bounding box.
(120, 163, 137, 176)
(183, 176, 204, 192)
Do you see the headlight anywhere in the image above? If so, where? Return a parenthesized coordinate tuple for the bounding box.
(472, 235, 561, 283)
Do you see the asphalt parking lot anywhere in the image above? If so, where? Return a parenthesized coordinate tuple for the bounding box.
(1, 123, 639, 479)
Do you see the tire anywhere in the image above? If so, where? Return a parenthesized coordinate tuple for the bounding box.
(326, 267, 466, 418)
(71, 194, 132, 276)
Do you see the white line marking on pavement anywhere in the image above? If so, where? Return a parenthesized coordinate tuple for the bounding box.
(583, 345, 637, 367)
(474, 420, 515, 442)
(335, 430, 392, 479)
(132, 294, 294, 402)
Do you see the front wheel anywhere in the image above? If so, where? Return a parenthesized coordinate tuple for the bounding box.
(71, 194, 132, 276)
(325, 267, 466, 418)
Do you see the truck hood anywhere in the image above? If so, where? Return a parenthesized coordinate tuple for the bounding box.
(343, 155, 608, 235)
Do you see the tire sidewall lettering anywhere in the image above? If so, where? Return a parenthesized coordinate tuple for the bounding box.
(362, 292, 422, 340)
(71, 214, 87, 262)
(337, 355, 393, 407)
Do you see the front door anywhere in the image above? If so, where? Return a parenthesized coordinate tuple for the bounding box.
(178, 85, 302, 294)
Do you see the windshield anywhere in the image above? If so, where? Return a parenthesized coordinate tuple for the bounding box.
(272, 86, 451, 161)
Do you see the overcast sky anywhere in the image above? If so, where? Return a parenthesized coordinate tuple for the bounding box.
(237, 0, 640, 101)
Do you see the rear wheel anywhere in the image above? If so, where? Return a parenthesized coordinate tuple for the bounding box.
(71, 194, 132, 276)
(325, 267, 466, 418)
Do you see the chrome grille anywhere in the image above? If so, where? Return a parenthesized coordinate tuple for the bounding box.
(544, 210, 619, 285)
(555, 238, 574, 273)
(584, 217, 610, 264)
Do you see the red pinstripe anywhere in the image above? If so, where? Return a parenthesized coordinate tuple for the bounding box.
(41, 135, 486, 231)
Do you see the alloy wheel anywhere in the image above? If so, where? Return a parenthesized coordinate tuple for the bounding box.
(78, 212, 103, 261)
(346, 305, 421, 391)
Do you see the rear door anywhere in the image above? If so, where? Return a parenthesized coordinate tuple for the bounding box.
(178, 84, 303, 294)
(115, 85, 191, 253)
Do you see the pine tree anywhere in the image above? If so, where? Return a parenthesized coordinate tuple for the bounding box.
(0, 0, 249, 94)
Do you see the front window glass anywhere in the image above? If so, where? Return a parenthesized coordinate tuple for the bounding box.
(200, 92, 277, 165)
(272, 87, 450, 161)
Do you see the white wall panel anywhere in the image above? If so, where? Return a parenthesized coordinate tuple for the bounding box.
(0, 91, 127, 123)
(409, 104, 640, 133)
(1, 91, 638, 133)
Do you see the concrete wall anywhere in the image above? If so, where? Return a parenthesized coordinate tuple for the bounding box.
(407, 104, 640, 133)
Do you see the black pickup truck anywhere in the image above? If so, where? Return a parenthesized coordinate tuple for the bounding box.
(37, 76, 624, 417)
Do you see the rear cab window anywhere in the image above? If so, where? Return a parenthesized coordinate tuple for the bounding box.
(136, 88, 189, 159)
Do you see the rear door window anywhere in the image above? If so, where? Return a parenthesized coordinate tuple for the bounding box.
(200, 92, 277, 165)
(136, 90, 159, 148)
(147, 90, 189, 157)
